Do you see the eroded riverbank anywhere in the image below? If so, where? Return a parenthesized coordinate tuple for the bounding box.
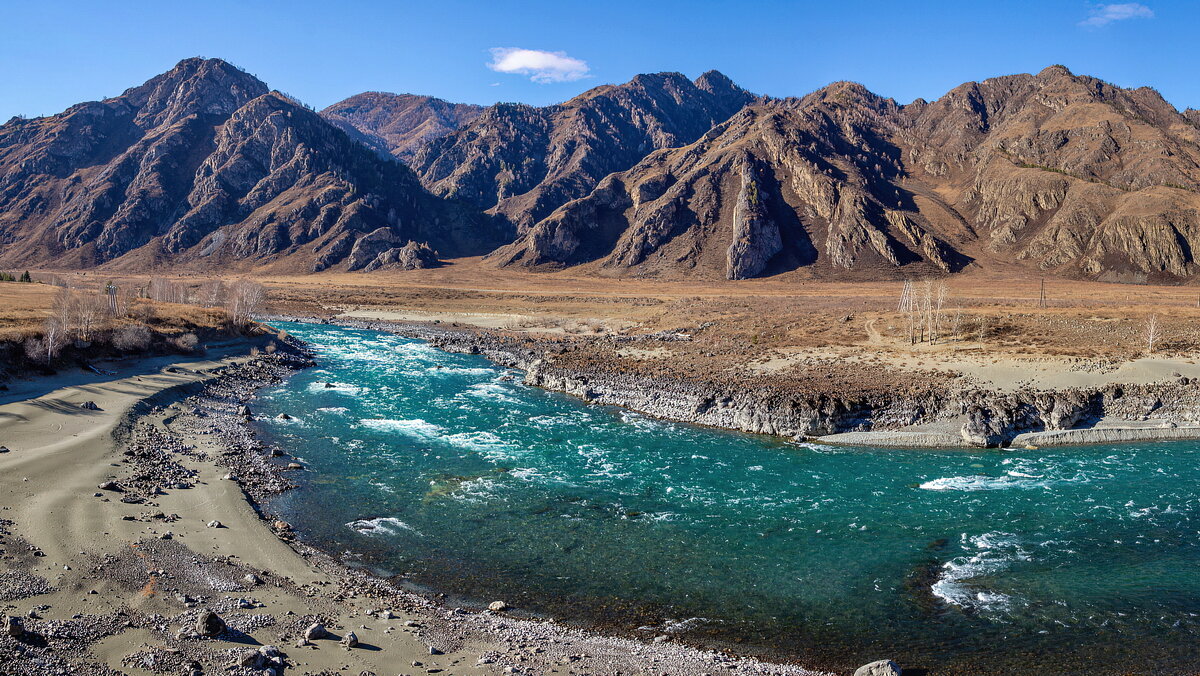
(313, 315, 1200, 450)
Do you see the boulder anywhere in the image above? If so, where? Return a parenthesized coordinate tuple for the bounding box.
(195, 610, 225, 637)
(304, 622, 327, 641)
(79, 400, 101, 411)
(854, 660, 902, 676)
(488, 600, 509, 612)
(341, 631, 359, 648)
(3, 615, 24, 638)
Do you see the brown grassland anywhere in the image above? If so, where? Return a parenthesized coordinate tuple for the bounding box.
(10, 258, 1200, 396)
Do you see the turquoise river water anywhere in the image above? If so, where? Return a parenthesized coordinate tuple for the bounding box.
(255, 322, 1200, 674)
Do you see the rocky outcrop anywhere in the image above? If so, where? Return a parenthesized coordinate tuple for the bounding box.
(344, 229, 440, 271)
(410, 71, 755, 230)
(0, 58, 507, 272)
(321, 92, 483, 161)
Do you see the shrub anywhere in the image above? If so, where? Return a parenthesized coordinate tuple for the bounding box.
(112, 323, 152, 351)
(172, 332, 199, 352)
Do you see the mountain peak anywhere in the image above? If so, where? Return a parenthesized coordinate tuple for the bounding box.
(120, 57, 268, 129)
(1036, 64, 1075, 80)
(695, 69, 736, 92)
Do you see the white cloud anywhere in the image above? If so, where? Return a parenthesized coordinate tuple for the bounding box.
(487, 47, 589, 84)
(1079, 3, 1154, 27)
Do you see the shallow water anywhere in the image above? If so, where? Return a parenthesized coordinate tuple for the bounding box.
(257, 322, 1200, 674)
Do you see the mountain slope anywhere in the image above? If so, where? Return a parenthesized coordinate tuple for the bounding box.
(0, 58, 506, 272)
(409, 71, 756, 230)
(493, 66, 1200, 281)
(320, 92, 483, 161)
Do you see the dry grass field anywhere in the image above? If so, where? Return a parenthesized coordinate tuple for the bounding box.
(13, 259, 1200, 394)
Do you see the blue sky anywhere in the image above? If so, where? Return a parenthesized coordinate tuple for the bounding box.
(1, 1, 1195, 122)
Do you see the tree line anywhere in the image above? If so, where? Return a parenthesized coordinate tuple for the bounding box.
(23, 278, 267, 365)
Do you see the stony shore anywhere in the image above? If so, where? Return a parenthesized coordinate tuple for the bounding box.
(0, 333, 834, 676)
(313, 316, 1200, 450)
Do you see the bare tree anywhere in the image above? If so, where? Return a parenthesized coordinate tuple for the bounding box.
(113, 323, 152, 351)
(1144, 315, 1162, 355)
(921, 280, 933, 343)
(26, 317, 68, 364)
(932, 282, 948, 344)
(199, 280, 226, 308)
(226, 280, 266, 327)
(899, 280, 916, 345)
(69, 291, 105, 342)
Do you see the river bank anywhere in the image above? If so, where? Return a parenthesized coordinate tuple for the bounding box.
(0, 333, 831, 675)
(309, 315, 1200, 450)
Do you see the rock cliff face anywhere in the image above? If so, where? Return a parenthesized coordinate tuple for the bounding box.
(493, 66, 1200, 281)
(320, 92, 483, 161)
(0, 58, 505, 271)
(409, 71, 755, 231)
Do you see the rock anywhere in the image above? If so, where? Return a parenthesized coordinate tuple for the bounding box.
(245, 573, 263, 585)
(853, 660, 902, 676)
(0, 446, 9, 453)
(236, 598, 254, 609)
(79, 400, 101, 411)
(488, 601, 509, 612)
(238, 406, 252, 417)
(273, 520, 292, 531)
(236, 650, 264, 668)
(286, 462, 304, 470)
(304, 622, 327, 641)
(97, 480, 122, 492)
(341, 631, 359, 648)
(195, 610, 225, 637)
(324, 382, 335, 388)
(207, 520, 223, 528)
(276, 413, 292, 420)
(428, 646, 443, 655)
(3, 615, 24, 638)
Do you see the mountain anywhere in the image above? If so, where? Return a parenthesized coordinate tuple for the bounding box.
(408, 71, 756, 231)
(0, 58, 506, 272)
(321, 93, 483, 161)
(492, 66, 1200, 281)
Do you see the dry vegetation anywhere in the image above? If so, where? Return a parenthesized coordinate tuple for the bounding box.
(15, 259, 1200, 393)
(0, 274, 268, 378)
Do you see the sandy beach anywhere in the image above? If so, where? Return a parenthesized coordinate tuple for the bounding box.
(0, 340, 830, 676)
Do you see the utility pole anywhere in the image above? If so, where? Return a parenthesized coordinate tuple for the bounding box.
(1039, 278, 1046, 309)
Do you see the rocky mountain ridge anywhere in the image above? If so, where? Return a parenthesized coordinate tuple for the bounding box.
(0, 58, 505, 272)
(5, 60, 1200, 282)
(495, 66, 1200, 281)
